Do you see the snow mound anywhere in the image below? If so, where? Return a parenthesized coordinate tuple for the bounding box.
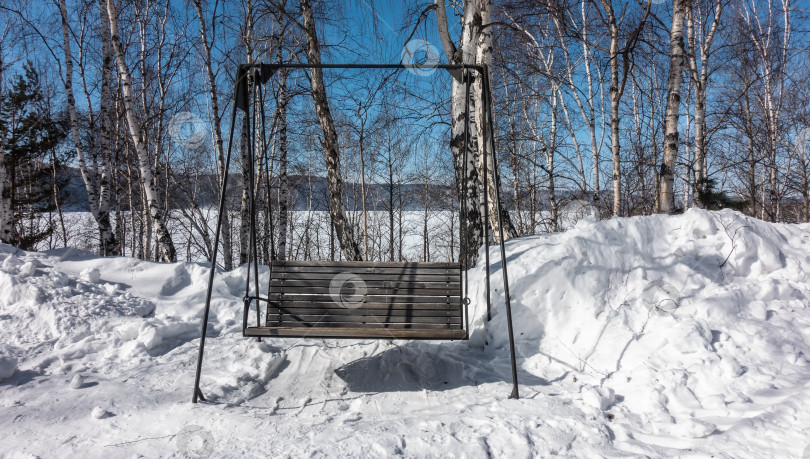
(470, 208, 810, 454)
(0, 250, 155, 349)
(0, 209, 808, 458)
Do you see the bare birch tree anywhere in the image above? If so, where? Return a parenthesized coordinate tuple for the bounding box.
(597, 0, 651, 216)
(298, 0, 361, 260)
(686, 0, 725, 207)
(435, 0, 485, 263)
(192, 0, 233, 269)
(659, 0, 688, 213)
(474, 0, 517, 241)
(741, 0, 792, 221)
(0, 37, 13, 244)
(273, 16, 291, 262)
(59, 0, 118, 256)
(105, 0, 176, 261)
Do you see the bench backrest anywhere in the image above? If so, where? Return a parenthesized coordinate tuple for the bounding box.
(268, 260, 463, 332)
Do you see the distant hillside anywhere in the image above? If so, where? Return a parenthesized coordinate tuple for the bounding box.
(57, 167, 462, 212)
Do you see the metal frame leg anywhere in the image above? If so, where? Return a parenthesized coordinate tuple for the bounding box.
(192, 68, 245, 403)
(483, 64, 519, 399)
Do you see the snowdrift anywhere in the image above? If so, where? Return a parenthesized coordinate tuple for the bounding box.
(0, 208, 808, 457)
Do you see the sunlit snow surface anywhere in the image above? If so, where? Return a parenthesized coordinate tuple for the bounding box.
(1, 208, 809, 457)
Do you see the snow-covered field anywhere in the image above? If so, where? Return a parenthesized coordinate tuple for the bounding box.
(1, 208, 809, 457)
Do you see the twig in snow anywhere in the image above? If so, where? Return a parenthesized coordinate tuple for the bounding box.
(715, 214, 750, 269)
(105, 433, 176, 448)
(555, 338, 609, 378)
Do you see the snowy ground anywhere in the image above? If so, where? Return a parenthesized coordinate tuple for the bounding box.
(1, 208, 809, 458)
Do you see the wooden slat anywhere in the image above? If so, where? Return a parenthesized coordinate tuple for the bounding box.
(268, 308, 461, 317)
(273, 261, 459, 269)
(266, 294, 461, 304)
(272, 266, 459, 275)
(244, 326, 467, 340)
(271, 279, 459, 289)
(268, 306, 460, 315)
(270, 286, 460, 296)
(266, 301, 460, 310)
(261, 321, 461, 329)
(273, 272, 460, 282)
(267, 315, 461, 325)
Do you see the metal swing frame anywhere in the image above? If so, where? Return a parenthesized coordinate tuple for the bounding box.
(192, 63, 519, 403)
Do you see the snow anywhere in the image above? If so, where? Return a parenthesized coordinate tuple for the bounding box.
(0, 355, 16, 381)
(0, 208, 809, 457)
(91, 406, 110, 420)
(70, 374, 85, 389)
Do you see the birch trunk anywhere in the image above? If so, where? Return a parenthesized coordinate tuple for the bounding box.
(299, 0, 361, 260)
(474, 0, 516, 242)
(238, 100, 251, 265)
(545, 90, 559, 232)
(606, 19, 623, 216)
(659, 0, 687, 214)
(802, 157, 809, 222)
(61, 0, 117, 256)
(686, 0, 723, 208)
(0, 51, 12, 244)
(601, 2, 624, 217)
(105, 0, 176, 262)
(388, 159, 395, 262)
(276, 42, 290, 262)
(237, 2, 254, 265)
(436, 0, 484, 265)
(744, 0, 790, 221)
(599, 0, 650, 216)
(192, 0, 232, 269)
(743, 79, 758, 216)
(96, 0, 118, 255)
(0, 155, 9, 244)
(582, 0, 601, 202)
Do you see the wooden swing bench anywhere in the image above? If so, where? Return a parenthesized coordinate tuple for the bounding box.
(243, 260, 467, 340)
(192, 62, 520, 403)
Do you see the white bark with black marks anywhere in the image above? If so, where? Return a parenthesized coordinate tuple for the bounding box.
(686, 0, 723, 208)
(105, 0, 176, 262)
(601, 1, 623, 216)
(237, 1, 255, 266)
(660, 0, 687, 214)
(95, 0, 118, 255)
(473, 0, 516, 242)
(299, 0, 361, 261)
(436, 0, 484, 265)
(0, 51, 12, 244)
(62, 0, 118, 256)
(598, 0, 651, 216)
(192, 0, 233, 269)
(276, 38, 290, 262)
